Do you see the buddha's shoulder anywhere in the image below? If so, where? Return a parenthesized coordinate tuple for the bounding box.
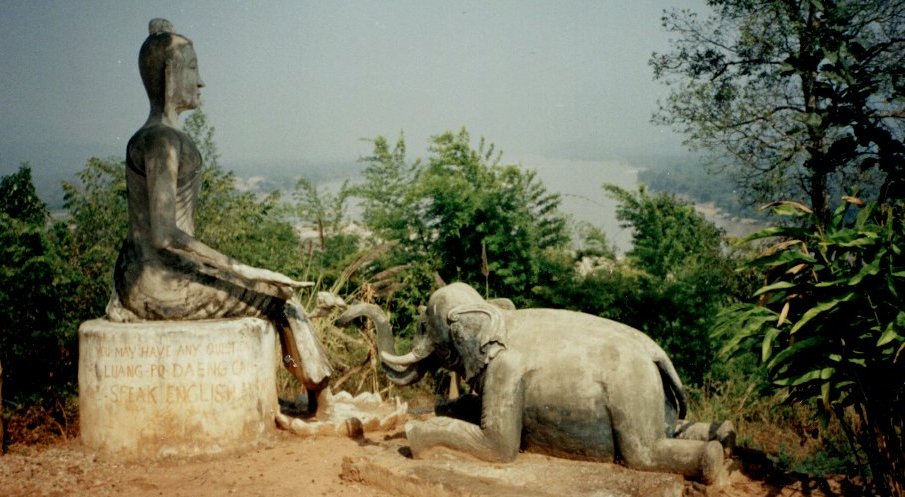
(128, 124, 194, 151)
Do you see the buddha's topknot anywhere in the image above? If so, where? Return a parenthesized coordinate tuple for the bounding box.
(148, 18, 175, 36)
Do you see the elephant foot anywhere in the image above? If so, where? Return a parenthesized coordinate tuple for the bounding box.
(404, 417, 506, 462)
(674, 419, 736, 457)
(314, 386, 334, 418)
(629, 438, 727, 485)
(404, 420, 426, 458)
(701, 441, 725, 485)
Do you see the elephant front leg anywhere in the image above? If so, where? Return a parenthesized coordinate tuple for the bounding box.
(406, 417, 515, 461)
(406, 360, 525, 462)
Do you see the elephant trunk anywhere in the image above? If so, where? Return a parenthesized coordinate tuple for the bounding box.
(336, 303, 430, 386)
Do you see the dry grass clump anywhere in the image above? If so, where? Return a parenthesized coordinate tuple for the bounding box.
(686, 373, 856, 477)
(3, 396, 79, 450)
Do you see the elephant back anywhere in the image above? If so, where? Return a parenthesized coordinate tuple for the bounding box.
(506, 308, 687, 419)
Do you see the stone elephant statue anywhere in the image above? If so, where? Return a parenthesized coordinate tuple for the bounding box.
(337, 283, 730, 483)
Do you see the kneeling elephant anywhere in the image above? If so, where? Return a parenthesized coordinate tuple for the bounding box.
(338, 283, 731, 483)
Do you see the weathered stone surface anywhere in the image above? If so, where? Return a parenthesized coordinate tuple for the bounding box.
(110, 18, 333, 398)
(341, 440, 685, 497)
(338, 283, 730, 483)
(78, 317, 277, 460)
(274, 390, 408, 437)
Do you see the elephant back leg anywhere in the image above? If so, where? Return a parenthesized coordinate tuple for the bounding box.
(620, 437, 724, 483)
(607, 362, 724, 483)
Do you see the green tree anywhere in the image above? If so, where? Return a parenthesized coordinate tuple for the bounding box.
(606, 184, 727, 280)
(651, 0, 905, 221)
(185, 109, 305, 277)
(0, 164, 48, 225)
(613, 185, 743, 383)
(717, 198, 905, 495)
(542, 185, 744, 384)
(59, 157, 127, 316)
(355, 128, 569, 306)
(355, 133, 423, 244)
(0, 165, 78, 400)
(421, 130, 568, 297)
(293, 177, 361, 287)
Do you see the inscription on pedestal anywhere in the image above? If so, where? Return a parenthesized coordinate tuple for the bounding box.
(94, 340, 257, 405)
(79, 318, 278, 459)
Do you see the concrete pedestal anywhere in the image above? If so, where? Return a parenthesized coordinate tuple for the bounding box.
(78, 317, 278, 460)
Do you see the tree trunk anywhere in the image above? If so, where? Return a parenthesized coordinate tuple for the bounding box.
(1, 360, 4, 454)
(808, 165, 829, 224)
(796, 1, 831, 224)
(865, 401, 905, 497)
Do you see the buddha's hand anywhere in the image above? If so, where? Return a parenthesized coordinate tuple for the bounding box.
(234, 264, 313, 298)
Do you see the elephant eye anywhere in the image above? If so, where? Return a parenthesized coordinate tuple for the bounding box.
(437, 344, 454, 362)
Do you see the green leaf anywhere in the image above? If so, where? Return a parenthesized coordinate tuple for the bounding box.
(847, 357, 867, 367)
(748, 249, 817, 270)
(877, 320, 903, 347)
(767, 336, 825, 370)
(789, 292, 855, 334)
(814, 278, 846, 288)
(823, 228, 874, 247)
(775, 366, 834, 386)
(821, 381, 831, 410)
(738, 225, 809, 244)
(848, 258, 881, 285)
(794, 112, 823, 128)
(762, 326, 782, 361)
(753, 280, 797, 297)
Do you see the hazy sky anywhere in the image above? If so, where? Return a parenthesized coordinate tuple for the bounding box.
(1, 0, 708, 176)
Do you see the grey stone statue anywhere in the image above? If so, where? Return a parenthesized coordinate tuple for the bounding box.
(107, 18, 331, 410)
(338, 283, 733, 483)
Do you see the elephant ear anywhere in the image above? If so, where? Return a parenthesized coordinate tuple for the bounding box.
(487, 298, 515, 310)
(446, 303, 507, 382)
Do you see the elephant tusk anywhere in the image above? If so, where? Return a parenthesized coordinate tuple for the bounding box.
(380, 350, 421, 367)
(385, 366, 423, 386)
(382, 360, 413, 373)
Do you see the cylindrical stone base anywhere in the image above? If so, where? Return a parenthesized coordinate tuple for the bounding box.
(78, 317, 278, 460)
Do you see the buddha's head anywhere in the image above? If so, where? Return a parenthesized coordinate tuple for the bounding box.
(138, 18, 204, 115)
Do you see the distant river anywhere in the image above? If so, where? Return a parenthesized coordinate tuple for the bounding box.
(517, 155, 763, 252)
(317, 155, 639, 254)
(516, 155, 639, 254)
(316, 155, 759, 256)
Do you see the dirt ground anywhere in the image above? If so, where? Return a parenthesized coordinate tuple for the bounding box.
(0, 424, 862, 497)
(1, 430, 394, 497)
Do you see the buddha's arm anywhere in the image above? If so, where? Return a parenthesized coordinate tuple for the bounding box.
(144, 143, 305, 298)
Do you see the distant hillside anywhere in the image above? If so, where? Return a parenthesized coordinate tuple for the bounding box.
(1, 140, 122, 210)
(637, 159, 765, 221)
(223, 160, 361, 193)
(0, 135, 363, 210)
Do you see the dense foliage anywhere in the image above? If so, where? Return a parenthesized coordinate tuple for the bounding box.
(638, 159, 764, 220)
(651, 0, 905, 221)
(59, 157, 128, 318)
(355, 128, 570, 312)
(716, 198, 905, 493)
(652, 1, 905, 492)
(537, 185, 745, 383)
(0, 166, 79, 401)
